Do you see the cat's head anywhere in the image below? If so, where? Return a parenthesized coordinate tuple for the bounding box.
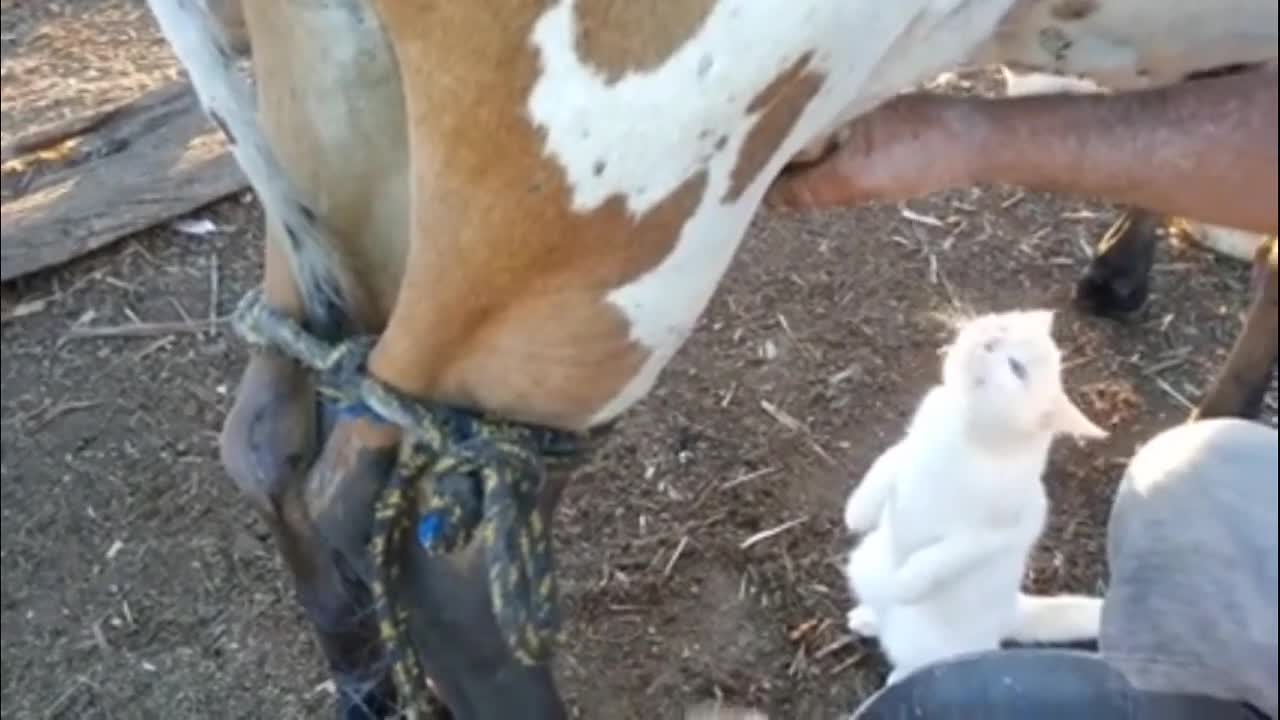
(941, 309, 1107, 440)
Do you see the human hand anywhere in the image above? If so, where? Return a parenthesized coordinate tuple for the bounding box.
(767, 93, 986, 210)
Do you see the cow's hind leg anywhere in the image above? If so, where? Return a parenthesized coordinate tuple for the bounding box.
(1193, 237, 1278, 420)
(1075, 208, 1164, 319)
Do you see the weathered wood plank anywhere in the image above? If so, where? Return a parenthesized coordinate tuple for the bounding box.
(1, 81, 247, 283)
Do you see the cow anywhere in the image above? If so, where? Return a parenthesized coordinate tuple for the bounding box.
(142, 1, 1277, 717)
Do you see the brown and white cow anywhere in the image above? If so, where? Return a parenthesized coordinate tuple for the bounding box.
(143, 1, 1277, 717)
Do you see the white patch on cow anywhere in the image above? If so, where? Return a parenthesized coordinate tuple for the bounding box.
(525, 0, 1021, 425)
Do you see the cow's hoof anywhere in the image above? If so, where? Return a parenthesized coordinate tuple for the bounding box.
(1073, 212, 1163, 320)
(1074, 264, 1151, 319)
(220, 352, 319, 514)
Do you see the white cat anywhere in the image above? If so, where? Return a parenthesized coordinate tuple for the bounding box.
(842, 309, 1107, 685)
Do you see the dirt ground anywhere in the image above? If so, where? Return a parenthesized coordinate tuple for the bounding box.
(2, 3, 1276, 720)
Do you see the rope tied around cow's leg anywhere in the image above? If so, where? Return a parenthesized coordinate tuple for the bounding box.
(230, 287, 574, 713)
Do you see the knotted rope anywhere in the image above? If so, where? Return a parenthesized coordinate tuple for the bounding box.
(231, 288, 576, 716)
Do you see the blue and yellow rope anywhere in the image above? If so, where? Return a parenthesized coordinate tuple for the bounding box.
(231, 288, 571, 716)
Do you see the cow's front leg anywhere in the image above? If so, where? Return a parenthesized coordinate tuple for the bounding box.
(296, 395, 575, 719)
(219, 238, 405, 719)
(396, 470, 572, 720)
(221, 351, 405, 719)
(1193, 237, 1279, 420)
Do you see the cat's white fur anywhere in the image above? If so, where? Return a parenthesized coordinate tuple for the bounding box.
(842, 309, 1107, 685)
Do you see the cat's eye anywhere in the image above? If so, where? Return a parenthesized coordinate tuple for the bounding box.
(1007, 357, 1028, 381)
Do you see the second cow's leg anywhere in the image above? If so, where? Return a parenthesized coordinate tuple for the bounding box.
(1193, 238, 1279, 420)
(1078, 214, 1278, 421)
(1075, 208, 1164, 319)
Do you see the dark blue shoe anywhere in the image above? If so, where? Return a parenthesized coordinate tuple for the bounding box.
(851, 649, 1266, 720)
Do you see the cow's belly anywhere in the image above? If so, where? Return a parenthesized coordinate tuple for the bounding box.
(521, 0, 1033, 426)
(576, 0, 1278, 425)
(975, 0, 1277, 91)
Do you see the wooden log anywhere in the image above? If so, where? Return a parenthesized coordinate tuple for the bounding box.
(1, 81, 247, 283)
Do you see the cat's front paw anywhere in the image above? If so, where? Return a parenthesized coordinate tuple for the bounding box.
(843, 484, 887, 534)
(843, 501, 878, 535)
(888, 566, 932, 604)
(846, 605, 879, 637)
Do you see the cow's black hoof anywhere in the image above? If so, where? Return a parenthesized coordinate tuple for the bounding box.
(1074, 211, 1163, 320)
(1075, 265, 1151, 318)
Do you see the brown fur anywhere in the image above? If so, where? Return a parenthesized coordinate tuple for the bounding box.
(573, 0, 718, 82)
(1051, 0, 1100, 22)
(360, 0, 818, 430)
(726, 53, 826, 202)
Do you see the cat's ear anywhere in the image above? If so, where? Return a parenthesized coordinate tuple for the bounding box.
(1021, 309, 1055, 335)
(1047, 392, 1108, 439)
